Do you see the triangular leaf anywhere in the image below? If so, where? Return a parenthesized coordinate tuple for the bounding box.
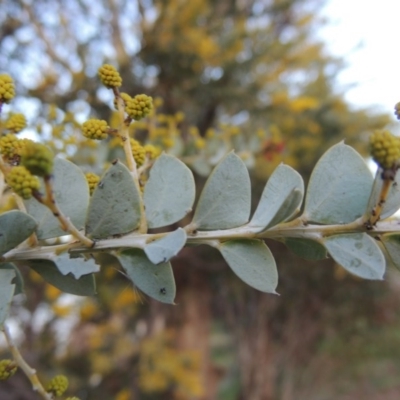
(25, 157, 90, 239)
(86, 161, 141, 239)
(303, 142, 373, 224)
(144, 154, 195, 228)
(144, 228, 187, 264)
(117, 248, 176, 304)
(249, 164, 304, 230)
(192, 152, 251, 230)
(324, 233, 385, 279)
(53, 253, 100, 279)
(219, 239, 278, 294)
(0, 263, 24, 295)
(29, 259, 96, 296)
(284, 238, 327, 260)
(364, 168, 400, 221)
(0, 210, 37, 256)
(0, 268, 15, 326)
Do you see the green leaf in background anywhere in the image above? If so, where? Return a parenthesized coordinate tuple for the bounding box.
(144, 228, 187, 264)
(53, 253, 99, 279)
(0, 210, 37, 256)
(192, 152, 251, 230)
(25, 157, 90, 239)
(190, 157, 212, 177)
(323, 233, 385, 280)
(0, 263, 24, 295)
(144, 154, 195, 228)
(0, 268, 15, 326)
(29, 259, 96, 296)
(219, 239, 278, 294)
(303, 142, 373, 224)
(364, 168, 400, 221)
(381, 234, 400, 271)
(86, 161, 141, 239)
(117, 248, 176, 304)
(284, 238, 327, 260)
(249, 164, 304, 231)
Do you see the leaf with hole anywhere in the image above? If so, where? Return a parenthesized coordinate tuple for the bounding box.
(303, 142, 373, 224)
(219, 239, 278, 294)
(86, 161, 141, 238)
(144, 154, 195, 228)
(144, 228, 187, 264)
(323, 233, 385, 280)
(249, 164, 304, 231)
(117, 248, 176, 304)
(53, 253, 99, 279)
(0, 211, 37, 256)
(0, 263, 23, 295)
(192, 152, 251, 230)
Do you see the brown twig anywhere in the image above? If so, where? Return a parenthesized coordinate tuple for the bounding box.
(2, 324, 53, 400)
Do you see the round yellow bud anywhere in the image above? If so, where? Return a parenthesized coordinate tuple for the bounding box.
(130, 138, 146, 167)
(5, 113, 26, 133)
(21, 141, 54, 177)
(7, 166, 40, 199)
(98, 64, 122, 89)
(370, 130, 400, 169)
(46, 374, 69, 397)
(143, 144, 161, 160)
(0, 74, 15, 103)
(85, 172, 100, 195)
(0, 359, 17, 380)
(81, 119, 108, 140)
(125, 94, 153, 121)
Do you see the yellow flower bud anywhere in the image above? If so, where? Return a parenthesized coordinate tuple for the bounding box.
(46, 374, 69, 397)
(370, 130, 400, 169)
(21, 141, 54, 177)
(81, 119, 108, 140)
(98, 64, 122, 89)
(0, 359, 17, 380)
(0, 74, 15, 103)
(5, 113, 26, 133)
(125, 94, 153, 121)
(7, 166, 40, 199)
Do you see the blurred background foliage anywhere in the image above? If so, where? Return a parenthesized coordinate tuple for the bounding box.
(1, 0, 400, 399)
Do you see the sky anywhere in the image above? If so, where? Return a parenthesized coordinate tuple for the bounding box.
(320, 0, 400, 116)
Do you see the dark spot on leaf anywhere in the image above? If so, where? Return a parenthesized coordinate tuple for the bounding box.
(159, 287, 166, 295)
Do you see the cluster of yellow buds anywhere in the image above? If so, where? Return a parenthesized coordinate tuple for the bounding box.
(0, 359, 17, 380)
(370, 129, 400, 170)
(5, 113, 26, 133)
(0, 74, 15, 104)
(46, 374, 69, 397)
(130, 138, 146, 167)
(144, 144, 160, 160)
(98, 64, 122, 89)
(81, 119, 109, 140)
(21, 141, 54, 177)
(125, 94, 153, 121)
(6, 166, 40, 199)
(85, 172, 100, 195)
